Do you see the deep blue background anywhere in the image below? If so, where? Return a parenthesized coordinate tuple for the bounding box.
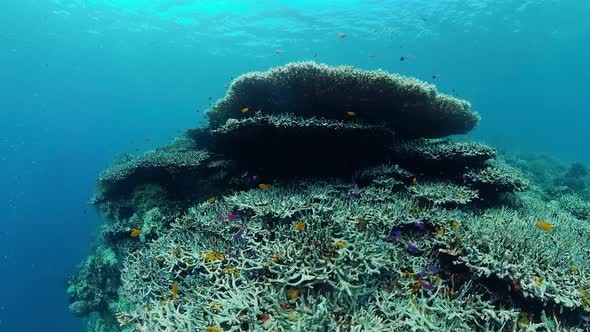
(0, 1, 588, 331)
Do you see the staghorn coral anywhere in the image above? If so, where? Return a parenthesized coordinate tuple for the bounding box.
(463, 160, 529, 198)
(206, 62, 479, 138)
(392, 140, 496, 171)
(558, 194, 590, 221)
(407, 181, 479, 206)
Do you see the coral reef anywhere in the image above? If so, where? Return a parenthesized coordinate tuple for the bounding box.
(69, 62, 590, 331)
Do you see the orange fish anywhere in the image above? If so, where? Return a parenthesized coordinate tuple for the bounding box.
(275, 49, 283, 54)
(259, 183, 270, 190)
(294, 222, 305, 231)
(259, 314, 270, 323)
(241, 107, 249, 113)
(337, 33, 346, 38)
(535, 221, 554, 231)
(130, 229, 142, 237)
(346, 111, 356, 117)
(172, 281, 179, 300)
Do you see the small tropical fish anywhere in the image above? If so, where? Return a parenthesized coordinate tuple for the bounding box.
(412, 177, 417, 184)
(400, 56, 405, 61)
(294, 222, 305, 231)
(252, 175, 258, 181)
(241, 107, 249, 113)
(228, 252, 238, 259)
(259, 314, 270, 322)
(405, 54, 411, 59)
(420, 282, 435, 290)
(207, 197, 216, 204)
(407, 241, 418, 254)
(401, 271, 414, 278)
(172, 281, 179, 300)
(275, 49, 283, 54)
(450, 221, 460, 229)
(570, 266, 578, 273)
(535, 277, 543, 286)
(535, 221, 554, 231)
(428, 265, 439, 274)
(227, 213, 241, 221)
(335, 241, 346, 249)
(206, 326, 222, 332)
(368, 53, 375, 58)
(144, 137, 152, 142)
(346, 111, 356, 116)
(433, 227, 445, 236)
(414, 221, 425, 230)
(130, 229, 142, 237)
(388, 229, 401, 241)
(418, 268, 426, 280)
(259, 183, 270, 190)
(457, 193, 465, 199)
(234, 227, 246, 241)
(337, 33, 346, 38)
(223, 84, 229, 88)
(287, 288, 299, 300)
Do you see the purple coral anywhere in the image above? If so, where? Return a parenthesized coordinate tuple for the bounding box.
(407, 241, 418, 254)
(233, 227, 246, 241)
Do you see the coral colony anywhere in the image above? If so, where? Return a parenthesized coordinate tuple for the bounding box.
(68, 62, 590, 331)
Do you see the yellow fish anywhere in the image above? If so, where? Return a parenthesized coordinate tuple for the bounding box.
(241, 107, 249, 113)
(433, 227, 445, 236)
(346, 111, 356, 116)
(294, 222, 305, 231)
(535, 221, 554, 232)
(335, 241, 346, 249)
(259, 183, 270, 190)
(207, 197, 216, 204)
(130, 229, 142, 237)
(206, 326, 222, 332)
(287, 288, 299, 300)
(172, 281, 179, 300)
(450, 221, 460, 229)
(412, 177, 417, 184)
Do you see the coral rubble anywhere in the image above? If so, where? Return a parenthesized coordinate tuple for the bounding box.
(69, 63, 590, 331)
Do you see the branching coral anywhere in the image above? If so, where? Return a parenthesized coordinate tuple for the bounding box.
(407, 181, 479, 206)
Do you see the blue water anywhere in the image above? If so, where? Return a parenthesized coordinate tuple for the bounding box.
(0, 0, 588, 331)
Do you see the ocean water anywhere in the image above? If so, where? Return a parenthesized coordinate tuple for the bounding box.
(0, 0, 589, 331)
